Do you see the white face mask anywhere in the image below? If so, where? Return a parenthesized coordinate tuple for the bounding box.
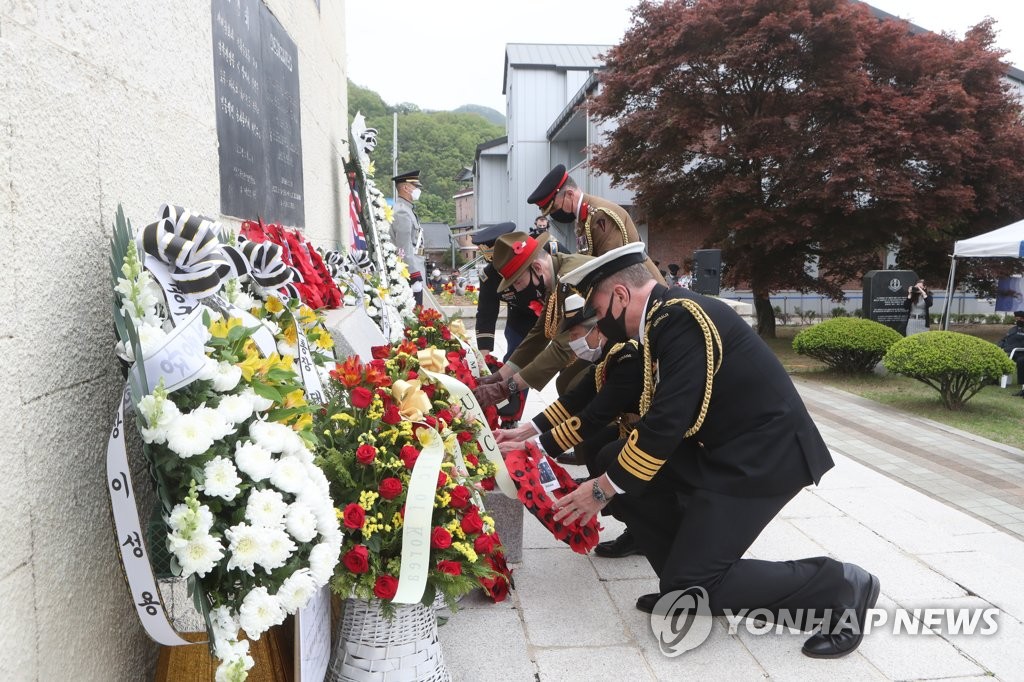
(568, 330, 603, 362)
(410, 188, 422, 201)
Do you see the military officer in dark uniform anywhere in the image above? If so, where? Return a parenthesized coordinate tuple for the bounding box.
(527, 165, 664, 284)
(471, 222, 540, 360)
(530, 215, 566, 254)
(472, 232, 593, 408)
(391, 170, 425, 306)
(551, 243, 881, 660)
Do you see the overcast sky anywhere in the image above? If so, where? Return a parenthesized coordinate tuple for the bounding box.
(345, 0, 1024, 113)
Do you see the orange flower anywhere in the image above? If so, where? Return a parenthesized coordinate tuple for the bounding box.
(331, 357, 363, 388)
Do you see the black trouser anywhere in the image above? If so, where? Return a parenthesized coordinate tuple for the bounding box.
(1012, 351, 1024, 384)
(595, 438, 846, 624)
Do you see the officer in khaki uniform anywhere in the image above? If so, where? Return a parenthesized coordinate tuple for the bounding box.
(471, 231, 593, 407)
(527, 164, 664, 285)
(550, 243, 881, 661)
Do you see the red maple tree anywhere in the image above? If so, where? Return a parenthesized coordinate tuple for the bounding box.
(591, 0, 1024, 335)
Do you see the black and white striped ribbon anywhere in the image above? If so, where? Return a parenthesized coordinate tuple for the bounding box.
(139, 204, 231, 298)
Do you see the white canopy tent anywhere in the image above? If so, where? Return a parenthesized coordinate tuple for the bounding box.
(941, 219, 1024, 329)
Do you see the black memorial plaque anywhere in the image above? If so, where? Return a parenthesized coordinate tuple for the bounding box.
(260, 7, 304, 227)
(212, 0, 305, 226)
(862, 270, 918, 333)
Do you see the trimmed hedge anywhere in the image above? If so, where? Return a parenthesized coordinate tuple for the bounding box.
(883, 331, 1016, 410)
(792, 318, 903, 373)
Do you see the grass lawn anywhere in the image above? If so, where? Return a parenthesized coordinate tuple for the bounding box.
(766, 324, 1024, 449)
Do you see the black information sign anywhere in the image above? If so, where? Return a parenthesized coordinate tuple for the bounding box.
(212, 0, 305, 226)
(862, 270, 918, 333)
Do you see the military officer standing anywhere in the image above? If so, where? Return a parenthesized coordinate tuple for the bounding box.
(471, 232, 593, 407)
(527, 165, 664, 284)
(391, 170, 425, 306)
(551, 243, 881, 660)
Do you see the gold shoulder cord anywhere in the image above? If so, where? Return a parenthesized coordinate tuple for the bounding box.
(594, 340, 637, 392)
(640, 299, 722, 438)
(584, 206, 631, 254)
(543, 290, 562, 339)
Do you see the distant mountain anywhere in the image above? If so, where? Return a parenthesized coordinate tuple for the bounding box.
(453, 104, 506, 127)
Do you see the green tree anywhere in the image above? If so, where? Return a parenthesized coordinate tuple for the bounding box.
(348, 81, 505, 225)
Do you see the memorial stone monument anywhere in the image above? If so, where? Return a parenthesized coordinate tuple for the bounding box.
(862, 269, 918, 333)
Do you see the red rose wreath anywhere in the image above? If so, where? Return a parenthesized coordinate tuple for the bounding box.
(504, 442, 602, 554)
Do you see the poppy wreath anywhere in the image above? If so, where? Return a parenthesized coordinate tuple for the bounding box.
(504, 442, 601, 554)
(240, 220, 342, 309)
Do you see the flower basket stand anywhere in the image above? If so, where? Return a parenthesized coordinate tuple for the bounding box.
(326, 598, 450, 682)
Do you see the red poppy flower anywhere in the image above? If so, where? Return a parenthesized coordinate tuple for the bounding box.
(528, 300, 543, 316)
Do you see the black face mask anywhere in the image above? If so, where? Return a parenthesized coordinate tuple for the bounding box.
(549, 208, 576, 224)
(518, 268, 546, 301)
(597, 291, 631, 344)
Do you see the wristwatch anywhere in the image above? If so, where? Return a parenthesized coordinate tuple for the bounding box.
(506, 377, 519, 395)
(592, 480, 609, 504)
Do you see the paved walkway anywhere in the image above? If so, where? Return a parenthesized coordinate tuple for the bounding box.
(437, 330, 1024, 681)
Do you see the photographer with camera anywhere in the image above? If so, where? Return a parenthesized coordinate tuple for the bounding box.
(903, 279, 933, 336)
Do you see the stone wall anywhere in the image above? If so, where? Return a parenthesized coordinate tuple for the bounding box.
(0, 2, 347, 678)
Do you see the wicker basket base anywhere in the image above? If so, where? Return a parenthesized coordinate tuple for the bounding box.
(326, 598, 450, 682)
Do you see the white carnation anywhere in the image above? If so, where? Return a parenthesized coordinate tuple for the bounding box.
(284, 502, 318, 543)
(135, 322, 168, 355)
(257, 527, 297, 573)
(217, 394, 254, 425)
(309, 541, 339, 587)
(234, 440, 275, 482)
(284, 444, 315, 465)
(269, 457, 307, 494)
(238, 586, 285, 640)
(212, 361, 243, 392)
(245, 489, 287, 529)
(233, 290, 256, 310)
(169, 530, 224, 578)
(166, 411, 216, 458)
(240, 387, 275, 413)
(276, 569, 318, 612)
(366, 305, 379, 318)
(200, 456, 242, 501)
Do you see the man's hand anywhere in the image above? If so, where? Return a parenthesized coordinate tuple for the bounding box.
(473, 381, 510, 407)
(497, 439, 525, 454)
(476, 372, 504, 387)
(496, 423, 537, 443)
(552, 477, 613, 525)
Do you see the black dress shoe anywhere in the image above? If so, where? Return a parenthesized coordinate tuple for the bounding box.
(636, 592, 659, 614)
(557, 451, 583, 465)
(802, 563, 880, 659)
(594, 530, 640, 558)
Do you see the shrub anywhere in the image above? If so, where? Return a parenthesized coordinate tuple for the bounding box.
(831, 307, 849, 318)
(883, 332, 1016, 410)
(792, 318, 903, 373)
(986, 314, 1003, 324)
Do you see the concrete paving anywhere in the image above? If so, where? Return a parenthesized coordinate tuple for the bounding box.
(438, 331, 1024, 682)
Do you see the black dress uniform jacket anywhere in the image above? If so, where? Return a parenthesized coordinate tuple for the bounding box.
(607, 285, 833, 497)
(475, 262, 540, 354)
(532, 341, 641, 457)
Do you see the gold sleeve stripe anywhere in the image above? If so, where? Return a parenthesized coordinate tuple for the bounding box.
(622, 430, 666, 470)
(544, 400, 571, 425)
(618, 450, 662, 480)
(551, 416, 583, 453)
